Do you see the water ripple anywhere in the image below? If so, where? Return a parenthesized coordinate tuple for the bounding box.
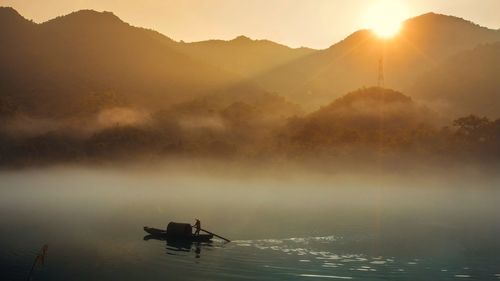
(299, 274, 353, 279)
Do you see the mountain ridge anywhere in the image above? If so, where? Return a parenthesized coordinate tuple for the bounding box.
(411, 41, 500, 117)
(0, 7, 266, 117)
(3, 7, 498, 48)
(250, 12, 500, 109)
(1, 7, 499, 117)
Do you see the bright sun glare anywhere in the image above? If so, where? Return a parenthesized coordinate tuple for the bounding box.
(362, 0, 410, 38)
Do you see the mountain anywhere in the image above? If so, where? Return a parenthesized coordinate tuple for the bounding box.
(410, 42, 500, 117)
(173, 36, 316, 83)
(255, 13, 500, 109)
(0, 8, 264, 117)
(1, 7, 499, 119)
(283, 87, 437, 147)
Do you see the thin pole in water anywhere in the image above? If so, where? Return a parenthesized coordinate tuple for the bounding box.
(27, 244, 48, 281)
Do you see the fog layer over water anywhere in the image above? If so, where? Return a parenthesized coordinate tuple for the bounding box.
(1, 163, 499, 280)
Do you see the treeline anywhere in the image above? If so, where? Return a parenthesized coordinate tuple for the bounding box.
(0, 114, 498, 167)
(281, 114, 499, 161)
(0, 87, 498, 167)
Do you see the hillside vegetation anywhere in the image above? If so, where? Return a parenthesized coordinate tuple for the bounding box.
(0, 7, 499, 166)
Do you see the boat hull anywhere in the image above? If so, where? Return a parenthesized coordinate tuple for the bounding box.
(143, 226, 213, 242)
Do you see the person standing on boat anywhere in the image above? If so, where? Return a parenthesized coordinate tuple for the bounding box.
(193, 219, 201, 236)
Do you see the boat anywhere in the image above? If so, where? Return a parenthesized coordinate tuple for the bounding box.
(144, 222, 214, 242)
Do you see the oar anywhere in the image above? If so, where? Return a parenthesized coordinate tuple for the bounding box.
(200, 228, 231, 242)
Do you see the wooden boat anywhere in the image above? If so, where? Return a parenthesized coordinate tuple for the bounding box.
(144, 223, 214, 242)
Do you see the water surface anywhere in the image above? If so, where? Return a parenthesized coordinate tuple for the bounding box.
(1, 165, 499, 280)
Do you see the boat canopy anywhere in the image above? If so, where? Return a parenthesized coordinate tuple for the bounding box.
(167, 222, 192, 237)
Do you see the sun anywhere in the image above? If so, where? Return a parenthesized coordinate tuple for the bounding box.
(362, 0, 410, 38)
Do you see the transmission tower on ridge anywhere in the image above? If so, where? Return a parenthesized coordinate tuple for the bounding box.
(378, 55, 385, 87)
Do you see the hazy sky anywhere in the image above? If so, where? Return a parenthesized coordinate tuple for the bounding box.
(2, 0, 500, 48)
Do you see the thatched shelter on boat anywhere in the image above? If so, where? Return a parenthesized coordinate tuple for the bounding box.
(167, 222, 193, 238)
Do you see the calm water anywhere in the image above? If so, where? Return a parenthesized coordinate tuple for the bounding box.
(1, 165, 500, 281)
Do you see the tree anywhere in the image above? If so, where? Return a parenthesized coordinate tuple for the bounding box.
(453, 115, 491, 143)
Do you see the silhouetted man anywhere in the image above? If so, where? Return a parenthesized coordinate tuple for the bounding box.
(193, 219, 201, 236)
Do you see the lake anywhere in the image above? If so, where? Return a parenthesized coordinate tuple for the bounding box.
(1, 162, 499, 281)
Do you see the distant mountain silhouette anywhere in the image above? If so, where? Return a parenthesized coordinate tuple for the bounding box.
(173, 36, 315, 83)
(0, 8, 264, 117)
(255, 13, 500, 109)
(1, 7, 499, 119)
(411, 42, 500, 117)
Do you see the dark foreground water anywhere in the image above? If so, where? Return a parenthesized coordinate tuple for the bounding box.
(1, 165, 499, 281)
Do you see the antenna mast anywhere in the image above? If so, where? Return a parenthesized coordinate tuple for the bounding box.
(378, 55, 385, 87)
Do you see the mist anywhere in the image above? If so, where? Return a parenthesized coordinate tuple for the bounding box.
(1, 87, 498, 169)
(1, 6, 499, 280)
(1, 162, 499, 244)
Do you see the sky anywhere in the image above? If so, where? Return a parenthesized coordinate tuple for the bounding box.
(2, 0, 500, 49)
